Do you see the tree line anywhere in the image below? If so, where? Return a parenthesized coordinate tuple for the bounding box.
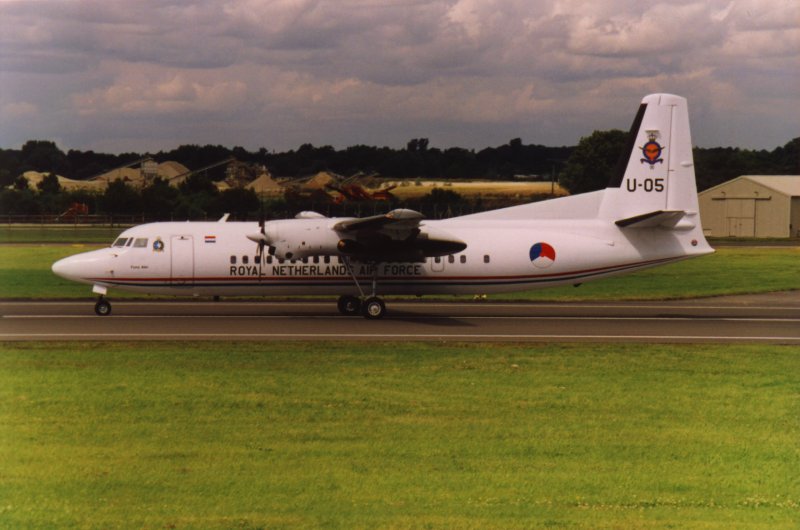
(558, 132, 798, 194)
(1, 135, 797, 218)
(0, 138, 574, 187)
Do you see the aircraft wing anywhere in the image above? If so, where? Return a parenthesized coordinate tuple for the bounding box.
(334, 208, 424, 235)
(334, 208, 466, 262)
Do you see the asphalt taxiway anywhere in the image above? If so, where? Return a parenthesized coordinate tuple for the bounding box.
(2, 292, 800, 343)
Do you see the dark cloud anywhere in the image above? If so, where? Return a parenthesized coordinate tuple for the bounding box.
(0, 0, 798, 152)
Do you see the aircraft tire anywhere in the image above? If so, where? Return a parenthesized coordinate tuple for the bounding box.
(337, 295, 362, 316)
(94, 299, 112, 316)
(362, 296, 386, 320)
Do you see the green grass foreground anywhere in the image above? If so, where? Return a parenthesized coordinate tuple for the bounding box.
(1, 342, 798, 528)
(1, 243, 798, 300)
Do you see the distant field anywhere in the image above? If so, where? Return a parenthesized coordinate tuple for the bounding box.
(388, 180, 567, 199)
(1, 242, 797, 300)
(1, 341, 798, 528)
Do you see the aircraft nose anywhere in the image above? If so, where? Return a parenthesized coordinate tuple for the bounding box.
(52, 255, 82, 281)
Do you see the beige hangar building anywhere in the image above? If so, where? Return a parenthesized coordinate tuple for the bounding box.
(698, 176, 800, 238)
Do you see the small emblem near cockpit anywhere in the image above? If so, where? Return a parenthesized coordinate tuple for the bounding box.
(153, 238, 165, 252)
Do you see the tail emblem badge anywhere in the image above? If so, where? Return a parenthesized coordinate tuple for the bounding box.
(640, 132, 664, 168)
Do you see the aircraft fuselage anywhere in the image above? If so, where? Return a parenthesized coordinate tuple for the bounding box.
(53, 217, 700, 298)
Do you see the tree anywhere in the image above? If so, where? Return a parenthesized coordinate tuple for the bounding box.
(99, 179, 141, 215)
(21, 140, 69, 175)
(215, 188, 260, 219)
(178, 172, 219, 218)
(179, 172, 218, 196)
(140, 177, 179, 219)
(37, 172, 61, 195)
(0, 149, 22, 187)
(558, 129, 628, 194)
(14, 175, 30, 190)
(0, 188, 40, 214)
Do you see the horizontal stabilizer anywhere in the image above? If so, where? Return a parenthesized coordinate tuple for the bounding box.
(615, 210, 687, 229)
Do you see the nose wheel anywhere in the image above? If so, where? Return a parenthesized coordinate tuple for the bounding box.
(94, 297, 112, 316)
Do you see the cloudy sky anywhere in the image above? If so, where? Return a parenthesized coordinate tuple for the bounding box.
(1, 0, 798, 153)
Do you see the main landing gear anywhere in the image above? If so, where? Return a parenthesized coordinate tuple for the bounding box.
(94, 296, 112, 316)
(337, 259, 387, 319)
(337, 295, 386, 319)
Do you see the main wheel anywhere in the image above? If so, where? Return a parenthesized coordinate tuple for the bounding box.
(361, 296, 386, 320)
(94, 299, 112, 316)
(337, 295, 361, 316)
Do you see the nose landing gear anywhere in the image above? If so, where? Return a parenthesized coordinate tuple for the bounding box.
(94, 296, 112, 316)
(91, 284, 111, 316)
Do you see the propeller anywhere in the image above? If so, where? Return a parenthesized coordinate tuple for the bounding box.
(247, 199, 269, 263)
(256, 216, 267, 261)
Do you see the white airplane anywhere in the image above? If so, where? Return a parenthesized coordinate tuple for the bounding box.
(53, 93, 713, 319)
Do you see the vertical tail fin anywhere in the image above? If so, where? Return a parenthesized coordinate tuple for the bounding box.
(600, 94, 700, 224)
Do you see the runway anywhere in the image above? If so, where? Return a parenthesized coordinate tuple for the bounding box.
(3, 292, 800, 343)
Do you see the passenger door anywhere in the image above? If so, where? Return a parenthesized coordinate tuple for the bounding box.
(170, 235, 194, 285)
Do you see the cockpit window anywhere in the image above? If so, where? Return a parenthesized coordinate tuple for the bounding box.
(112, 237, 128, 247)
(133, 238, 148, 248)
(125, 238, 134, 246)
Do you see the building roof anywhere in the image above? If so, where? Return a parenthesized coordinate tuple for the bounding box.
(701, 175, 800, 197)
(744, 176, 800, 196)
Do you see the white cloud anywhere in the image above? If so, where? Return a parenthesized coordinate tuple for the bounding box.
(73, 68, 250, 115)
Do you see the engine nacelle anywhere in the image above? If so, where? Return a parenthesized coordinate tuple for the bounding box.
(265, 219, 342, 260)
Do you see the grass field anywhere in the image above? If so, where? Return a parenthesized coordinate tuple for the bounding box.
(1, 243, 798, 300)
(0, 225, 128, 244)
(1, 341, 798, 528)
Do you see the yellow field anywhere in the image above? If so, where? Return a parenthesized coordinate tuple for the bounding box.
(385, 180, 567, 199)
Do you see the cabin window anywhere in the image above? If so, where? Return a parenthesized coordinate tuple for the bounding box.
(243, 255, 249, 265)
(230, 255, 236, 265)
(460, 255, 467, 264)
(302, 257, 308, 264)
(484, 254, 490, 264)
(434, 256, 441, 264)
(267, 256, 273, 264)
(253, 255, 260, 265)
(313, 256, 319, 264)
(448, 255, 455, 264)
(113, 238, 128, 247)
(133, 238, 148, 248)
(324, 256, 330, 264)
